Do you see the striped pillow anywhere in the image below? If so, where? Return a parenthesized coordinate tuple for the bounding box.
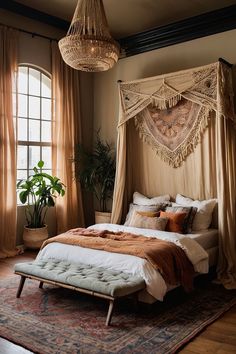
(129, 211, 168, 230)
(124, 203, 169, 226)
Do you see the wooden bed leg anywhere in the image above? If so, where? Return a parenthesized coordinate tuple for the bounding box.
(39, 281, 44, 289)
(106, 299, 115, 326)
(16, 276, 26, 298)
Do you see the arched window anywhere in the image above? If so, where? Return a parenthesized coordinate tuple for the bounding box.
(14, 65, 52, 202)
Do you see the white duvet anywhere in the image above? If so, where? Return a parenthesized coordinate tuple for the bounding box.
(37, 223, 209, 301)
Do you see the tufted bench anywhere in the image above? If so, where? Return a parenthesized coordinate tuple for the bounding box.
(14, 259, 146, 325)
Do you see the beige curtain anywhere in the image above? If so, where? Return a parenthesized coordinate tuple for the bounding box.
(51, 42, 84, 234)
(0, 27, 18, 258)
(111, 61, 236, 288)
(216, 117, 236, 288)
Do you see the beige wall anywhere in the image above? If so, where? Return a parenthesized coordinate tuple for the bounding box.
(0, 9, 94, 242)
(93, 29, 236, 145)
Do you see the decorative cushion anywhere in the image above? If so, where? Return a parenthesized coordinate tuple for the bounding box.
(137, 210, 160, 217)
(175, 194, 217, 231)
(129, 211, 168, 230)
(166, 204, 197, 233)
(133, 191, 170, 206)
(160, 211, 187, 233)
(124, 204, 160, 226)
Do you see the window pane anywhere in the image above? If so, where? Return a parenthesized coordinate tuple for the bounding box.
(43, 169, 52, 177)
(42, 98, 51, 120)
(12, 93, 17, 116)
(17, 146, 27, 169)
(18, 67, 28, 94)
(18, 94, 27, 117)
(13, 117, 17, 137)
(42, 74, 51, 98)
(17, 170, 28, 180)
(17, 192, 23, 205)
(42, 121, 51, 142)
(29, 96, 40, 119)
(29, 146, 40, 169)
(29, 119, 40, 142)
(29, 68, 40, 96)
(18, 118, 28, 141)
(42, 147, 51, 169)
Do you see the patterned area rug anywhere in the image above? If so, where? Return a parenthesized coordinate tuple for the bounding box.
(0, 276, 235, 354)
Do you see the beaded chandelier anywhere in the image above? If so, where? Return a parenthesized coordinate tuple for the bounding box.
(59, 0, 120, 72)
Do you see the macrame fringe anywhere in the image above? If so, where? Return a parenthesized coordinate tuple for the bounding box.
(151, 94, 182, 110)
(135, 106, 211, 168)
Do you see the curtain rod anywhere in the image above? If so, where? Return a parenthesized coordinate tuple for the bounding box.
(0, 22, 59, 42)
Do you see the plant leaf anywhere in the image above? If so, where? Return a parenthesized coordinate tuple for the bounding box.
(38, 160, 44, 168)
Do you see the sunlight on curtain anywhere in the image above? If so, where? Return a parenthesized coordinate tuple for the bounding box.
(51, 42, 84, 233)
(0, 26, 18, 258)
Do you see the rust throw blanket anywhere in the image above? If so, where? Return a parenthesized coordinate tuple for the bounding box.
(41, 228, 195, 291)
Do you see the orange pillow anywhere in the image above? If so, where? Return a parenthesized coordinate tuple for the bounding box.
(137, 210, 160, 218)
(160, 211, 187, 233)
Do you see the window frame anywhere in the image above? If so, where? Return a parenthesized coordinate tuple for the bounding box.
(15, 64, 52, 203)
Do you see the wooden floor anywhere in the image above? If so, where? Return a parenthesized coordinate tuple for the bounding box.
(0, 252, 236, 354)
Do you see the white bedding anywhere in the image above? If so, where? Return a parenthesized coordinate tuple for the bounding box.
(37, 223, 210, 301)
(188, 229, 218, 249)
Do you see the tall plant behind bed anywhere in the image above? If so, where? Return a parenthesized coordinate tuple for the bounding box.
(74, 132, 116, 222)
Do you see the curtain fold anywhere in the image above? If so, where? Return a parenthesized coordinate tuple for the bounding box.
(51, 42, 84, 234)
(216, 117, 236, 288)
(0, 26, 18, 258)
(112, 61, 236, 288)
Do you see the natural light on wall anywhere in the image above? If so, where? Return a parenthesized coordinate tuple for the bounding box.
(13, 65, 52, 204)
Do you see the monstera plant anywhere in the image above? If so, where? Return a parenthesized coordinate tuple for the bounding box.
(17, 160, 65, 248)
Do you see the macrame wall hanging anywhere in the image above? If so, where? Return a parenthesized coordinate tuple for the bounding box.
(118, 61, 235, 167)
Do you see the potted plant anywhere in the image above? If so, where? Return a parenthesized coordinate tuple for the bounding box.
(17, 160, 65, 249)
(74, 133, 116, 224)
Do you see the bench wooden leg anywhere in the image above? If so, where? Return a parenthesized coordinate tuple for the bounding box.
(106, 299, 115, 326)
(16, 275, 26, 298)
(39, 281, 44, 289)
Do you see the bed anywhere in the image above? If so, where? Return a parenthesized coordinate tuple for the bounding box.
(36, 222, 218, 303)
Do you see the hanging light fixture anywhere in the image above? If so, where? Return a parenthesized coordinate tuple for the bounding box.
(59, 0, 120, 72)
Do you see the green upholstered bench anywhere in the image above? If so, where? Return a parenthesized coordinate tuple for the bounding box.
(14, 259, 146, 326)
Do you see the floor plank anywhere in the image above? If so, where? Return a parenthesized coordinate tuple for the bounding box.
(0, 251, 236, 354)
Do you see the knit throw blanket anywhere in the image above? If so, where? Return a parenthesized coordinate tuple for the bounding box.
(41, 228, 195, 291)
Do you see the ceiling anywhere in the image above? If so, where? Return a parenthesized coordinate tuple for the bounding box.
(15, 0, 236, 38)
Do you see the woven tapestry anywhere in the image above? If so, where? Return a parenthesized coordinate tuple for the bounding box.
(118, 62, 235, 167)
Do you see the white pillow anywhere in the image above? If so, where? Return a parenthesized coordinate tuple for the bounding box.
(133, 191, 170, 206)
(175, 194, 217, 231)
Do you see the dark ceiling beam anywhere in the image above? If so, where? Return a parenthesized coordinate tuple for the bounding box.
(1, 2, 236, 58)
(119, 5, 236, 57)
(0, 0, 69, 31)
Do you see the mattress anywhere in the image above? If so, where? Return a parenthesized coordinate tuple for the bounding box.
(187, 228, 218, 250)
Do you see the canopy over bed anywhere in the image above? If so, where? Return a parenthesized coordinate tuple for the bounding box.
(111, 61, 236, 289)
